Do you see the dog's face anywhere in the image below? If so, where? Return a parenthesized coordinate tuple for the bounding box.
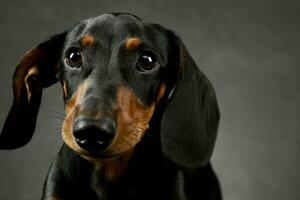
(0, 13, 219, 170)
(60, 14, 174, 159)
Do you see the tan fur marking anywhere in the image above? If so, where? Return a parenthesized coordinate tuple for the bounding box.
(101, 149, 133, 182)
(24, 66, 40, 103)
(125, 37, 142, 50)
(14, 47, 60, 103)
(65, 80, 90, 113)
(81, 35, 95, 47)
(156, 84, 167, 103)
(105, 86, 155, 155)
(62, 81, 68, 98)
(65, 93, 77, 115)
(62, 80, 91, 152)
(62, 109, 78, 152)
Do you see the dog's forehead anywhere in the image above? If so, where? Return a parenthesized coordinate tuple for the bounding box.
(66, 14, 143, 45)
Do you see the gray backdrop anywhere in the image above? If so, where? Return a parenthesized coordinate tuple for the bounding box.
(0, 0, 299, 199)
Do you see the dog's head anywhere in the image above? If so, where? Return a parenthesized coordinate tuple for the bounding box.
(0, 13, 219, 170)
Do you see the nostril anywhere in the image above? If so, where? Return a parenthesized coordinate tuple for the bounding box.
(73, 117, 116, 152)
(98, 118, 116, 137)
(73, 119, 90, 141)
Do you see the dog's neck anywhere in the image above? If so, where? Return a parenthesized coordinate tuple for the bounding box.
(91, 127, 164, 185)
(93, 149, 134, 183)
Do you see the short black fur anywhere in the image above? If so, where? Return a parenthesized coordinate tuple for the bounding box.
(0, 13, 221, 200)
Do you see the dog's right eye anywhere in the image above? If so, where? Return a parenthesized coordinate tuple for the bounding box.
(65, 48, 83, 69)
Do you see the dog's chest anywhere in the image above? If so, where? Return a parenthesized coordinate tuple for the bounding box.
(90, 157, 185, 200)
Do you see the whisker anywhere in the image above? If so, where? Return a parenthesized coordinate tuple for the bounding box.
(40, 109, 65, 120)
(41, 109, 65, 116)
(49, 126, 62, 133)
(41, 115, 65, 122)
(50, 127, 62, 132)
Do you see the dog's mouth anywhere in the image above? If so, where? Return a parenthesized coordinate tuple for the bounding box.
(78, 150, 121, 161)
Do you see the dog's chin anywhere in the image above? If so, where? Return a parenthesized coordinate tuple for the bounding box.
(75, 150, 121, 162)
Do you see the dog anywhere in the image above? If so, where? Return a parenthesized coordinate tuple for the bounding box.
(0, 13, 221, 200)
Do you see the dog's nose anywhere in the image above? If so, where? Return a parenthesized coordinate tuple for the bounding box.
(73, 117, 116, 152)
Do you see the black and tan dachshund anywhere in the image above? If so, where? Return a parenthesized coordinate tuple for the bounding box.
(0, 13, 221, 200)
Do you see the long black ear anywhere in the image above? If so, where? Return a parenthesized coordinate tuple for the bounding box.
(161, 35, 220, 171)
(0, 32, 67, 149)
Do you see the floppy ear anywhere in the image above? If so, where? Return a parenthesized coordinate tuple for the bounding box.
(161, 35, 220, 171)
(0, 32, 67, 149)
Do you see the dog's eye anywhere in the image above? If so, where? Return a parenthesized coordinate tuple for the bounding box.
(136, 52, 158, 73)
(65, 48, 83, 69)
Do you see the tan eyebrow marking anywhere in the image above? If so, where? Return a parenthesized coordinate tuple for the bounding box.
(81, 35, 95, 47)
(125, 37, 142, 50)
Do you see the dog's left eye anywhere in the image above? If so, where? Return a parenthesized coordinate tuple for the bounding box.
(65, 48, 83, 69)
(136, 52, 158, 73)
